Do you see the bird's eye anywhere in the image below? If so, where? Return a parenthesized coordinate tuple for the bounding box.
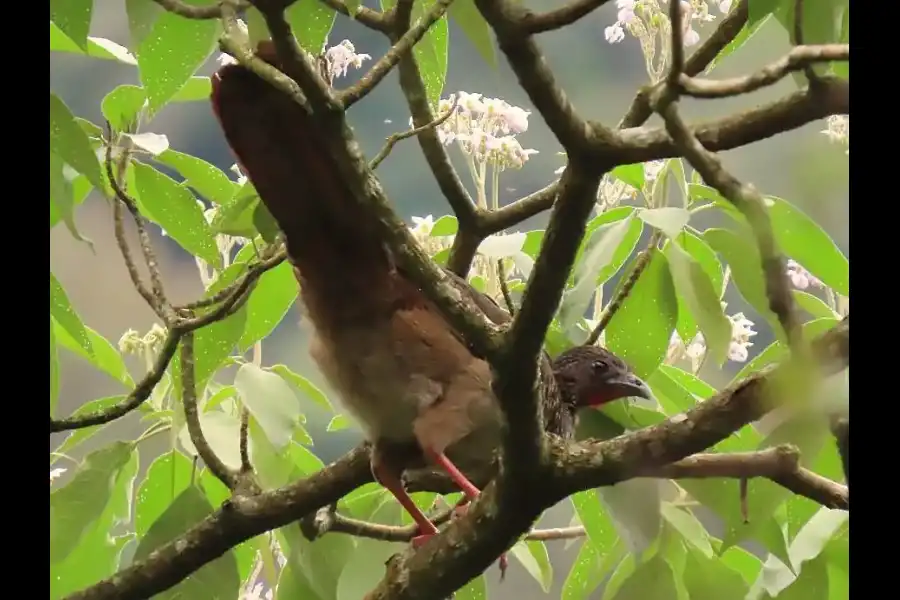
(591, 359, 608, 372)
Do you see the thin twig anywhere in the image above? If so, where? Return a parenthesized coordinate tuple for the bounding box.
(830, 416, 849, 488)
(793, 0, 820, 84)
(369, 97, 459, 170)
(50, 331, 182, 432)
(585, 230, 663, 345)
(317, 0, 389, 32)
(340, 0, 456, 107)
(104, 133, 170, 320)
(518, 0, 614, 34)
(680, 44, 848, 99)
(175, 247, 286, 311)
(239, 409, 251, 473)
(497, 260, 516, 316)
(181, 331, 239, 488)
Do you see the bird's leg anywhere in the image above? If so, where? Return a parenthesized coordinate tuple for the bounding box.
(371, 453, 440, 547)
(423, 449, 509, 578)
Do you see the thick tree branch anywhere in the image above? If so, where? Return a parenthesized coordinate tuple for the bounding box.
(614, 76, 849, 164)
(495, 166, 601, 478)
(151, 0, 244, 19)
(66, 319, 848, 600)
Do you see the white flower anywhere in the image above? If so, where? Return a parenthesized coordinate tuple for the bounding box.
(410, 215, 435, 237)
(685, 333, 706, 359)
(617, 0, 637, 22)
(324, 40, 371, 81)
(727, 309, 756, 363)
(217, 53, 237, 67)
(718, 0, 733, 13)
(786, 259, 823, 290)
(605, 23, 626, 44)
(230, 163, 248, 186)
(554, 165, 566, 175)
(821, 115, 849, 153)
(50, 468, 67, 484)
(118, 329, 141, 354)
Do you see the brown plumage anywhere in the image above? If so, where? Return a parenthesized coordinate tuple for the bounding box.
(210, 42, 651, 564)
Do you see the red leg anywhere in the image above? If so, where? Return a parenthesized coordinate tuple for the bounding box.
(424, 449, 509, 579)
(371, 458, 439, 547)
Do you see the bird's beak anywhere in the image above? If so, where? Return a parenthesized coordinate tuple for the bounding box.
(605, 372, 654, 402)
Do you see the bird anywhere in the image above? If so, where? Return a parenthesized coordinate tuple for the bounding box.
(210, 41, 652, 570)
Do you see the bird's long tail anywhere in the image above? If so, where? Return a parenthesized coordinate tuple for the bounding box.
(210, 43, 394, 321)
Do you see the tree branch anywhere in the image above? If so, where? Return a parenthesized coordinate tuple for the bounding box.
(517, 0, 614, 35)
(340, 0, 456, 107)
(680, 44, 849, 99)
(369, 97, 458, 171)
(65, 319, 848, 600)
(317, 0, 390, 32)
(151, 0, 244, 19)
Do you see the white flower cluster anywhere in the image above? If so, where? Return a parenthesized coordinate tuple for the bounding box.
(668, 302, 757, 366)
(50, 468, 66, 485)
(118, 323, 168, 357)
(821, 115, 849, 155)
(429, 92, 538, 170)
(786, 259, 823, 291)
(605, 1, 731, 52)
(324, 39, 371, 82)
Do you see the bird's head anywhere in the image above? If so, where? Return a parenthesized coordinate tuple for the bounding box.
(552, 345, 653, 409)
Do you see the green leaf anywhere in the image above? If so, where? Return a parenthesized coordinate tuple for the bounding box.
(50, 445, 138, 600)
(411, 0, 449, 105)
(511, 540, 553, 592)
(50, 442, 135, 564)
(571, 490, 618, 554)
(172, 76, 213, 102)
(336, 502, 405, 600)
(53, 320, 133, 387)
(666, 243, 731, 365)
(50, 22, 138, 64)
(683, 545, 749, 600)
(156, 149, 237, 206)
(327, 414, 353, 432)
(50, 273, 93, 357)
(132, 161, 221, 267)
(598, 479, 662, 556)
(126, 0, 163, 49)
(661, 503, 713, 557)
(135, 451, 195, 538)
(765, 196, 849, 296)
(50, 152, 93, 245)
(612, 552, 678, 599)
(50, 0, 93, 49)
(560, 215, 637, 331)
(50, 93, 105, 192)
(237, 261, 299, 351)
(455, 574, 488, 600)
(449, 0, 495, 66)
(611, 163, 645, 190)
(133, 486, 240, 599)
(269, 364, 335, 413)
(52, 396, 128, 461)
(793, 290, 838, 320)
(101, 85, 147, 132)
(562, 539, 624, 600)
(235, 363, 303, 450)
(178, 411, 243, 470)
(638, 207, 690, 239)
(50, 322, 60, 415)
(704, 226, 780, 332)
(137, 4, 220, 113)
(211, 184, 261, 238)
(430, 215, 459, 236)
(287, 0, 337, 54)
(673, 230, 724, 342)
(606, 250, 678, 378)
(658, 364, 717, 398)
